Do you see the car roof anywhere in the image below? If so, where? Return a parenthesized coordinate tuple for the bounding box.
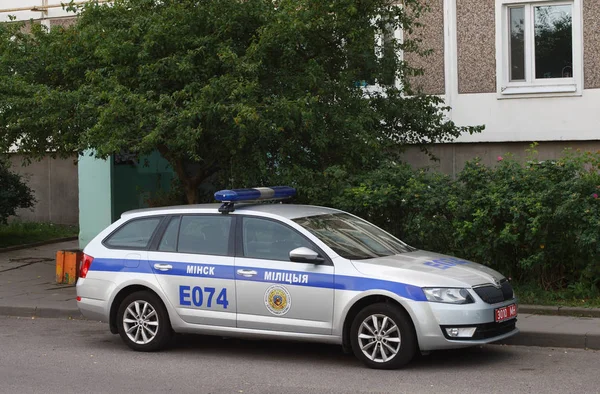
(121, 203, 343, 220)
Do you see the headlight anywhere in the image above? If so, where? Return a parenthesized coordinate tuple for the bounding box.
(422, 288, 474, 304)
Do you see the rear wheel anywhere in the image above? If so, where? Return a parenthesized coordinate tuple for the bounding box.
(350, 302, 417, 369)
(117, 291, 172, 351)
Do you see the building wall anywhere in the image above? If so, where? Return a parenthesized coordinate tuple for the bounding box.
(403, 0, 600, 144)
(9, 155, 79, 225)
(402, 140, 600, 178)
(448, 0, 600, 145)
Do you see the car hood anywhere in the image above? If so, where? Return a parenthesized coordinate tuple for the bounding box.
(350, 250, 505, 288)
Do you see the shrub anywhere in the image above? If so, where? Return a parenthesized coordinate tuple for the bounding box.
(332, 145, 600, 295)
(0, 157, 36, 224)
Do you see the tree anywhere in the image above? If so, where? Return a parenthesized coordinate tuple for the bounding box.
(0, 157, 35, 224)
(0, 0, 481, 204)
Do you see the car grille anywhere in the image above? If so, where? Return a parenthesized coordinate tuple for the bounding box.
(473, 280, 514, 304)
(441, 319, 517, 341)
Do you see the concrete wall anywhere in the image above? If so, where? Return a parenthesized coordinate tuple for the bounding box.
(402, 140, 600, 178)
(9, 155, 79, 225)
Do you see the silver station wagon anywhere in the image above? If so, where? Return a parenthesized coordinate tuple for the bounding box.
(76, 186, 518, 369)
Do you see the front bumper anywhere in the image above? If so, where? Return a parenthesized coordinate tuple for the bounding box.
(410, 298, 519, 351)
(440, 319, 517, 340)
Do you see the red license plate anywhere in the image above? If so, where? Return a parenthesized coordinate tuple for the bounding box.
(495, 304, 517, 322)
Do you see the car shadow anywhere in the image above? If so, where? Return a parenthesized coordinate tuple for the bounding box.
(89, 331, 517, 369)
(167, 334, 516, 369)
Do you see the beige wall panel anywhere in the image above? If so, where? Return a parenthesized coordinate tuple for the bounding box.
(584, 0, 600, 89)
(456, 0, 496, 94)
(404, 0, 446, 95)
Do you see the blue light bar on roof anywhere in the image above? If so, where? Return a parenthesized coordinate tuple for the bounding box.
(214, 186, 296, 202)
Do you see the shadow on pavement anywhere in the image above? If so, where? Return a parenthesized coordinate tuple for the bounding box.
(85, 329, 517, 370)
(165, 334, 515, 369)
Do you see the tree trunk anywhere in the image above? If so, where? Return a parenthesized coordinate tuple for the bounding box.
(156, 145, 219, 205)
(184, 182, 199, 205)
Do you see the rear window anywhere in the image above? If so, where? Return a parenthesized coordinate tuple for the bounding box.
(104, 217, 162, 249)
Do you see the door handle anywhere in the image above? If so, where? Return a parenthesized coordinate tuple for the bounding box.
(154, 263, 173, 271)
(237, 269, 257, 277)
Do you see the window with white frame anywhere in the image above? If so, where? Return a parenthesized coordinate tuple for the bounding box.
(497, 0, 582, 96)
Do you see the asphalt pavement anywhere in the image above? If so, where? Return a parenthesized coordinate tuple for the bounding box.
(1, 316, 599, 394)
(1, 241, 600, 350)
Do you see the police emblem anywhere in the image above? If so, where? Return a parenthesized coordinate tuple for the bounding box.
(264, 285, 291, 316)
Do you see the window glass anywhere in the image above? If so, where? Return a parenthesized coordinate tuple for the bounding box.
(243, 218, 313, 262)
(294, 213, 415, 260)
(534, 5, 573, 79)
(177, 216, 232, 256)
(158, 217, 180, 252)
(104, 217, 161, 249)
(509, 6, 525, 81)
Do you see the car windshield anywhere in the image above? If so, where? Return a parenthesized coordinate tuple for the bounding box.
(293, 213, 416, 260)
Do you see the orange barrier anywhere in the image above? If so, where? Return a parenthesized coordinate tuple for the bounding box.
(56, 250, 82, 285)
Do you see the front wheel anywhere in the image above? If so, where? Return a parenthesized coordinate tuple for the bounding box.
(117, 291, 173, 351)
(350, 302, 417, 369)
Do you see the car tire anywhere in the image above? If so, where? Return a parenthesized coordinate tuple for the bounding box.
(117, 291, 173, 352)
(350, 302, 417, 369)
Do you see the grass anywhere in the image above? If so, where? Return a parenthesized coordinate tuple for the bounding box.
(513, 282, 600, 309)
(0, 221, 78, 248)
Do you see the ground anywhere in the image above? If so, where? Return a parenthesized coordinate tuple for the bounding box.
(1, 316, 599, 394)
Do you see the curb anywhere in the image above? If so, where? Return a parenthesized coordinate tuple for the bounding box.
(0, 237, 79, 254)
(0, 305, 83, 320)
(498, 330, 600, 350)
(519, 304, 600, 318)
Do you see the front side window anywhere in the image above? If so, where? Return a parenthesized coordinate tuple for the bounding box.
(104, 217, 162, 249)
(500, 0, 580, 96)
(242, 217, 313, 262)
(293, 213, 415, 260)
(177, 215, 232, 256)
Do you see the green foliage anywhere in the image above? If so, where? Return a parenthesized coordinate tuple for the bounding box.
(0, 157, 36, 224)
(0, 0, 481, 203)
(0, 221, 78, 248)
(513, 282, 600, 308)
(332, 145, 600, 295)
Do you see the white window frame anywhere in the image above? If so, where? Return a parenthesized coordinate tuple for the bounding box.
(495, 0, 583, 99)
(361, 15, 403, 96)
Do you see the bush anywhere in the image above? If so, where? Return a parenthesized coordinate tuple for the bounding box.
(0, 157, 35, 224)
(332, 145, 600, 296)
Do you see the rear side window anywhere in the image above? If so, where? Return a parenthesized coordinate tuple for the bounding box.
(104, 217, 162, 249)
(177, 215, 232, 256)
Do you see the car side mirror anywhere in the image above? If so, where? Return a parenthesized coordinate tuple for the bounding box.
(289, 247, 325, 264)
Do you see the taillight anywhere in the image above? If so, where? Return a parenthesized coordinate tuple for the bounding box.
(80, 254, 94, 278)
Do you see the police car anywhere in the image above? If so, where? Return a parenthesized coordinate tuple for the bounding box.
(76, 186, 518, 369)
